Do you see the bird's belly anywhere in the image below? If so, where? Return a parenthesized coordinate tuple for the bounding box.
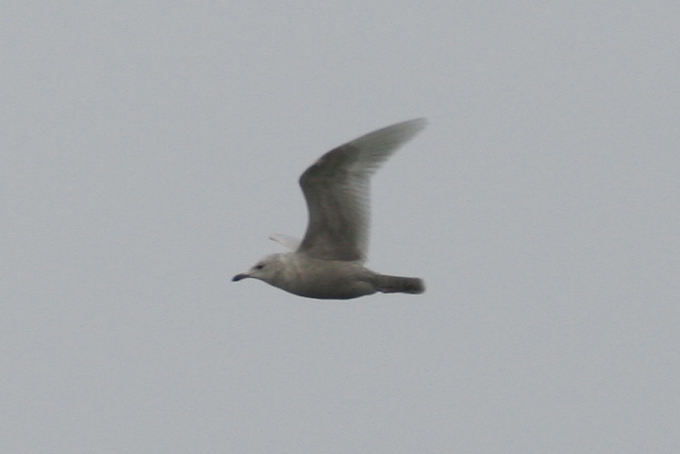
(280, 261, 377, 300)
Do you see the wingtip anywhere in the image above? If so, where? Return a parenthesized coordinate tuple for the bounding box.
(398, 117, 428, 130)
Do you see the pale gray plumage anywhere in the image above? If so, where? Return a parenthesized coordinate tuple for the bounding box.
(233, 119, 427, 299)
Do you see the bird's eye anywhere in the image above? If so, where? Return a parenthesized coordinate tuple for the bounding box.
(254, 263, 265, 270)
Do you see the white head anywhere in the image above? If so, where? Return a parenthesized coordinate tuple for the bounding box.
(233, 253, 286, 285)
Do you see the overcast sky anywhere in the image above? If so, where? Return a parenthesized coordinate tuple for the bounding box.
(2, 1, 679, 453)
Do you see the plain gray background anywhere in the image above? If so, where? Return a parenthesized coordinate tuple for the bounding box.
(2, 1, 679, 453)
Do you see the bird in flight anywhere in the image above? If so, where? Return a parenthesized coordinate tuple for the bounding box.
(233, 119, 427, 299)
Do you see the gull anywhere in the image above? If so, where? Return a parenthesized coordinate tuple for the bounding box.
(233, 119, 427, 299)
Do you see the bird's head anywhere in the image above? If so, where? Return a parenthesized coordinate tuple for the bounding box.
(233, 253, 285, 284)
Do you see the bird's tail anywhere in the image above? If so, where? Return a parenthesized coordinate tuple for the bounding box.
(374, 274, 425, 295)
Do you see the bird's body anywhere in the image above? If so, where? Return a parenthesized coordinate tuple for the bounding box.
(250, 254, 378, 299)
(233, 119, 427, 299)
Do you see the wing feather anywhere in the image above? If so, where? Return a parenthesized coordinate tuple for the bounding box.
(297, 118, 427, 261)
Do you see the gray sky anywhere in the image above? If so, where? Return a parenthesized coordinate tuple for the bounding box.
(2, 1, 679, 453)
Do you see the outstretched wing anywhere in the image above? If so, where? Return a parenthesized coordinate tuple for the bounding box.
(297, 118, 427, 261)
